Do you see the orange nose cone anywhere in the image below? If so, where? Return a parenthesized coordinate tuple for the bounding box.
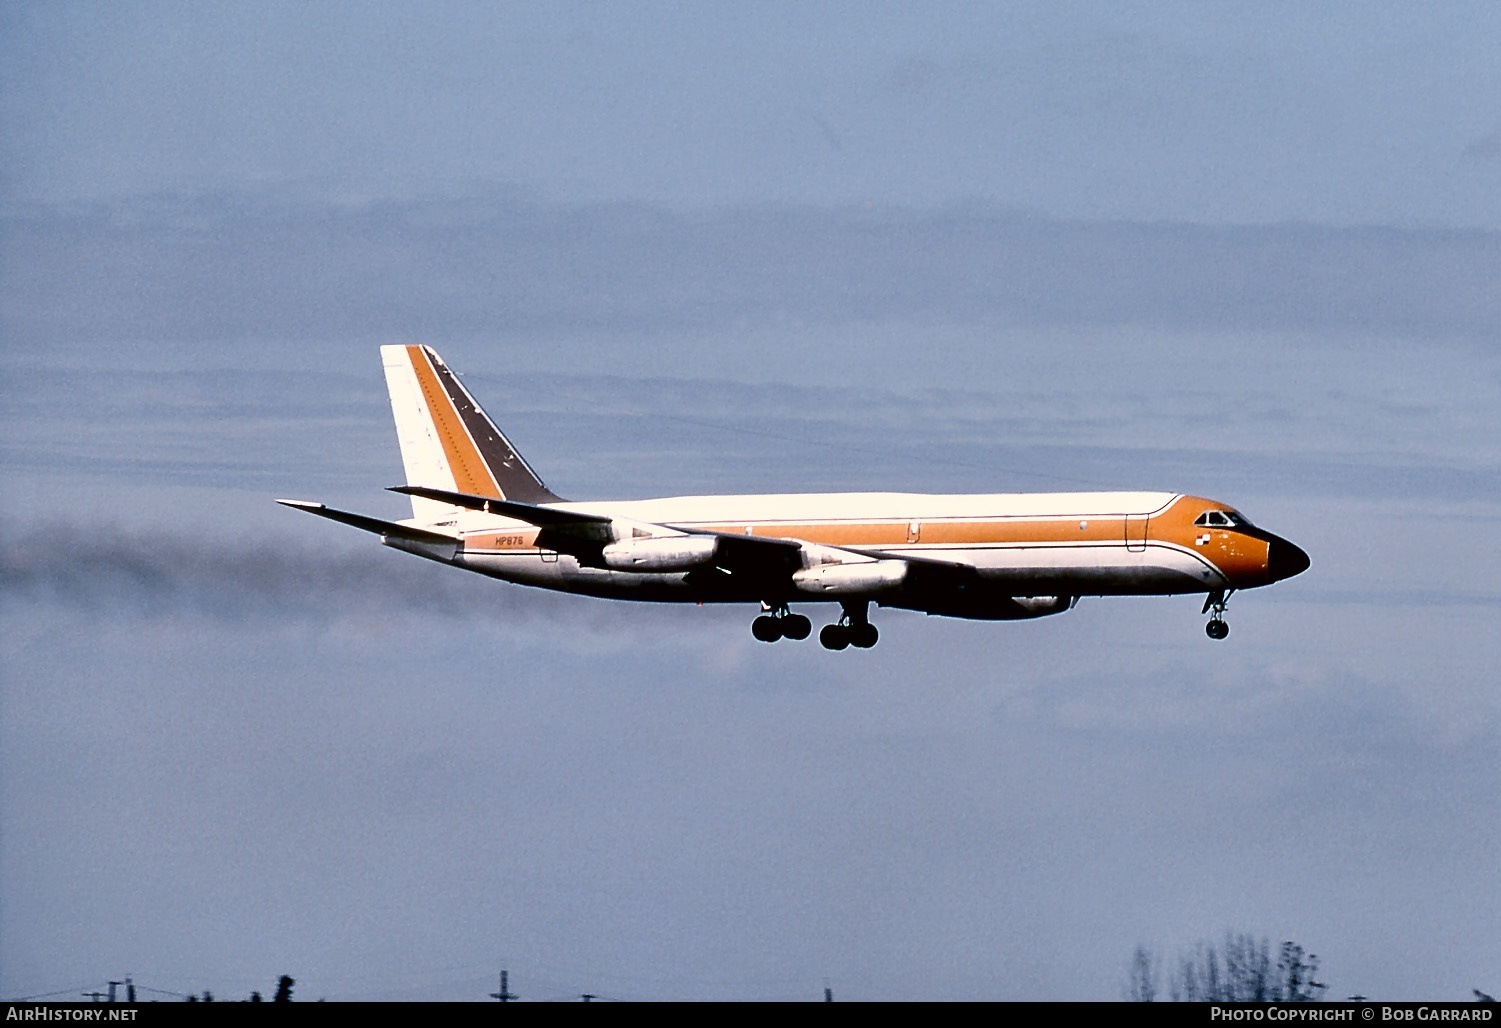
(1268, 537, 1310, 581)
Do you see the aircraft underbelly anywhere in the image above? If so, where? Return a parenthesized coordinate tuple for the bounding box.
(922, 542, 1221, 594)
(455, 542, 1221, 602)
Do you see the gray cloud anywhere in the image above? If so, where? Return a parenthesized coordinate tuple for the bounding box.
(5, 357, 1494, 522)
(3, 192, 1495, 351)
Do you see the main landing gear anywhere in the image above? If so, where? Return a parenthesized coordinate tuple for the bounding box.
(819, 600, 878, 650)
(751, 604, 812, 643)
(750, 600, 878, 650)
(1202, 589, 1234, 640)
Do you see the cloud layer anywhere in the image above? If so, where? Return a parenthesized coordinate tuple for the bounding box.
(5, 195, 1497, 351)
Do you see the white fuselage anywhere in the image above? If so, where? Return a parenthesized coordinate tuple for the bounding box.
(389, 489, 1242, 613)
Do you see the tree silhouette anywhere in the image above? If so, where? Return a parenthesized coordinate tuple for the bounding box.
(1127, 945, 1158, 1002)
(1129, 934, 1327, 1002)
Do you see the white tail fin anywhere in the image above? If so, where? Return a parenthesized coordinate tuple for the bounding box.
(380, 345, 560, 523)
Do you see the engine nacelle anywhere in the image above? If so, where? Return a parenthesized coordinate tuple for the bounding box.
(792, 560, 909, 595)
(601, 536, 720, 572)
(1009, 595, 1071, 616)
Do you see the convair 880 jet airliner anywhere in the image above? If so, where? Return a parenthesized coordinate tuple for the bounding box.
(278, 346, 1309, 649)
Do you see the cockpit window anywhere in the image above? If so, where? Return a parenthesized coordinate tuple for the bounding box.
(1194, 510, 1248, 528)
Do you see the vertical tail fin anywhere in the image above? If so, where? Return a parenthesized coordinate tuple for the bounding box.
(380, 345, 561, 522)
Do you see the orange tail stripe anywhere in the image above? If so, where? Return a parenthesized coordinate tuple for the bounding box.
(404, 344, 502, 498)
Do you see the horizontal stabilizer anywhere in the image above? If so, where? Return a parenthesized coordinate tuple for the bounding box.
(276, 499, 459, 545)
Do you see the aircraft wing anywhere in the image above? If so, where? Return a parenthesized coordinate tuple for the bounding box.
(386, 485, 979, 591)
(841, 545, 980, 583)
(391, 485, 801, 577)
(660, 523, 811, 586)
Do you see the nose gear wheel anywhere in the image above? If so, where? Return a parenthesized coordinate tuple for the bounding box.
(1201, 589, 1234, 640)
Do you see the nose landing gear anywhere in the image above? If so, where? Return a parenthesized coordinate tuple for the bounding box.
(1202, 589, 1234, 640)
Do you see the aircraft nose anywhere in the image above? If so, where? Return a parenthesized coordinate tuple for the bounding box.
(1268, 536, 1311, 581)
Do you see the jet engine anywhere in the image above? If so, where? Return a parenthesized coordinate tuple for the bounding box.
(792, 560, 909, 595)
(601, 536, 720, 572)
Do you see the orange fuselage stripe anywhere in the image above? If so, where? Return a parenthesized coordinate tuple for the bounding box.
(459, 495, 1274, 587)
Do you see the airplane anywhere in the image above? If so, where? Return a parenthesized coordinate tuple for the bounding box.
(278, 345, 1309, 649)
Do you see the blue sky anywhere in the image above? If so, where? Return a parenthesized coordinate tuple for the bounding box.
(5, 2, 1499, 225)
(2, 1, 1498, 1002)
